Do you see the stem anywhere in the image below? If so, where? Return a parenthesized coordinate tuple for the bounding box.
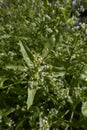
(65, 111, 74, 130)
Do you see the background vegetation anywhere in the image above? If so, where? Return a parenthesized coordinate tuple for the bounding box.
(0, 0, 87, 129)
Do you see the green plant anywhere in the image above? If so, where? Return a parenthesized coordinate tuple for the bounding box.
(0, 0, 87, 129)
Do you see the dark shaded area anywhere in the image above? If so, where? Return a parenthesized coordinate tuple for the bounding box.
(79, 10, 87, 23)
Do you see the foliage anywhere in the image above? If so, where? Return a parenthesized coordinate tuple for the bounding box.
(0, 0, 87, 129)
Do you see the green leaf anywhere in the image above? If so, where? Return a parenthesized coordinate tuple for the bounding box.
(22, 42, 34, 62)
(18, 41, 34, 68)
(0, 34, 11, 40)
(0, 77, 6, 88)
(5, 65, 24, 71)
(42, 35, 56, 58)
(27, 87, 37, 110)
(0, 108, 15, 117)
(81, 101, 87, 118)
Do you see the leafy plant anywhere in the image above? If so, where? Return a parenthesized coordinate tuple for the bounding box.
(0, 0, 87, 129)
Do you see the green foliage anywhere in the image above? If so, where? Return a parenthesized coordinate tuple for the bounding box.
(0, 0, 87, 129)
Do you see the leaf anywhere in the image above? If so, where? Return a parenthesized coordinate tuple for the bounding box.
(0, 34, 11, 40)
(81, 101, 87, 118)
(0, 77, 6, 88)
(27, 87, 37, 110)
(18, 41, 34, 68)
(22, 42, 34, 62)
(42, 35, 56, 58)
(0, 108, 15, 117)
(5, 65, 24, 71)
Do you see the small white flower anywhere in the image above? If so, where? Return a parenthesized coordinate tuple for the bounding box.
(81, 23, 86, 29)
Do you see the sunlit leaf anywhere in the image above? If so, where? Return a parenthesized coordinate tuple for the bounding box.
(81, 102, 87, 118)
(18, 41, 34, 68)
(0, 77, 5, 88)
(27, 87, 37, 110)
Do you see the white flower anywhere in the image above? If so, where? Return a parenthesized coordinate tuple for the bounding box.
(81, 23, 86, 29)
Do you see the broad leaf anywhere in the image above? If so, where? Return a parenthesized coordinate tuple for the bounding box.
(27, 87, 37, 110)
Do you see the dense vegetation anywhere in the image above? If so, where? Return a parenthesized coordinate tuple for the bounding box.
(0, 0, 87, 129)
